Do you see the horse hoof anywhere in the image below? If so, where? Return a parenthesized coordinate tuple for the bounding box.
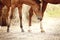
(41, 30, 45, 33)
(21, 30, 24, 32)
(28, 30, 31, 32)
(7, 30, 9, 32)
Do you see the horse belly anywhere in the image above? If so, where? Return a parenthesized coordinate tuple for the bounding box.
(44, 0, 60, 4)
(21, 0, 36, 5)
(11, 0, 19, 4)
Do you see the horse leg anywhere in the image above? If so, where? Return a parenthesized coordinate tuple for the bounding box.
(10, 5, 15, 19)
(0, 9, 2, 17)
(0, 7, 3, 26)
(18, 5, 24, 32)
(39, 1, 48, 32)
(42, 1, 48, 15)
(28, 7, 33, 32)
(6, 7, 10, 32)
(0, 8, 2, 25)
(31, 4, 44, 32)
(29, 7, 33, 26)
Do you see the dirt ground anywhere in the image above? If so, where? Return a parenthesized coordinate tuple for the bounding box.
(0, 15, 60, 40)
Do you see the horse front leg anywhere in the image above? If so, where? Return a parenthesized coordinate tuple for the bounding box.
(28, 7, 33, 32)
(31, 4, 45, 32)
(39, 1, 48, 32)
(18, 6, 24, 32)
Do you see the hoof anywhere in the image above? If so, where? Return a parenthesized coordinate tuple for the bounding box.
(21, 30, 24, 32)
(7, 30, 9, 32)
(28, 30, 31, 32)
(41, 30, 45, 33)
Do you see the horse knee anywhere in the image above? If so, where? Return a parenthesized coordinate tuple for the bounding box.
(38, 17, 43, 21)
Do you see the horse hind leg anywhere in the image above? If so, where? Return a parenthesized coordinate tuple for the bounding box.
(6, 7, 10, 32)
(18, 6, 24, 32)
(10, 6, 15, 19)
(6, 21, 10, 32)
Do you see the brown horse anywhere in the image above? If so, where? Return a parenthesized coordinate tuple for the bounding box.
(0, 0, 11, 32)
(28, 0, 60, 32)
(28, 4, 45, 32)
(11, 0, 45, 32)
(0, 0, 44, 32)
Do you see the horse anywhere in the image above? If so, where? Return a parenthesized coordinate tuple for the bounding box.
(0, 0, 45, 32)
(0, 0, 11, 32)
(29, 0, 60, 32)
(35, 0, 60, 32)
(11, 0, 45, 32)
